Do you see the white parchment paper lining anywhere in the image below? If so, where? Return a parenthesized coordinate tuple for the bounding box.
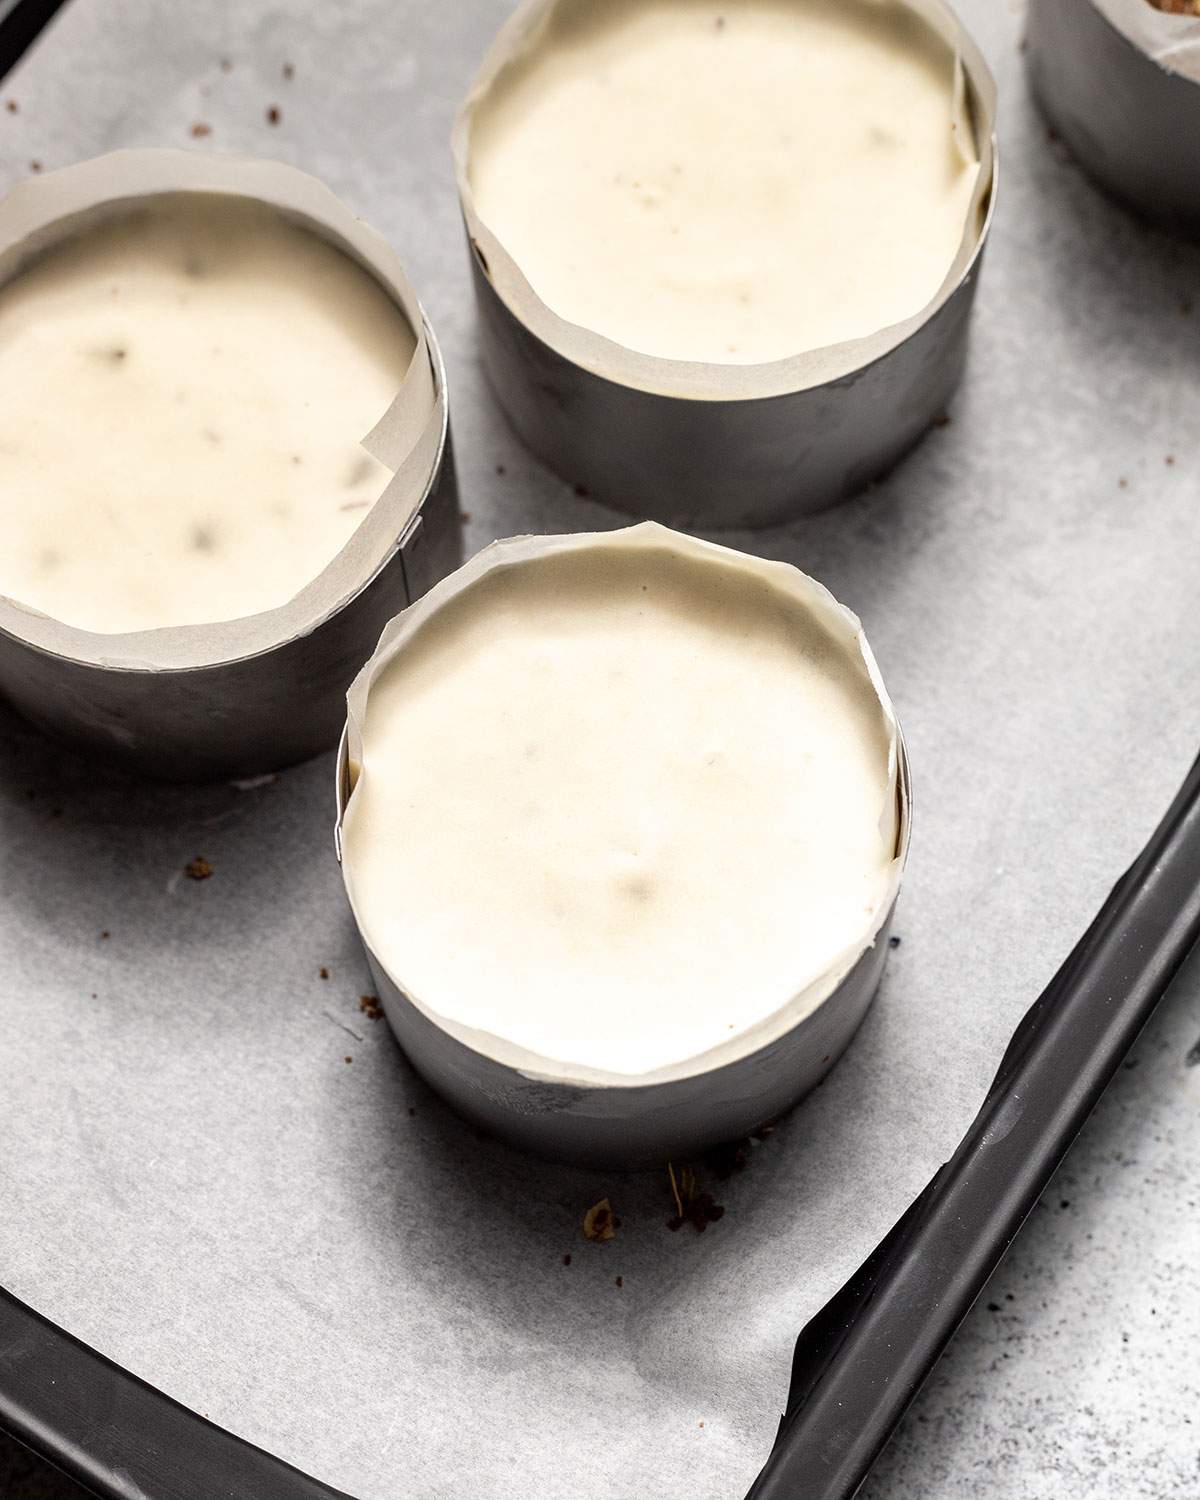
(452, 0, 997, 402)
(1091, 0, 1200, 79)
(0, 149, 442, 672)
(340, 521, 909, 1090)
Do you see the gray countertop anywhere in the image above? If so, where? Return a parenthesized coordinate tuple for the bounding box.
(1, 2, 1198, 1497)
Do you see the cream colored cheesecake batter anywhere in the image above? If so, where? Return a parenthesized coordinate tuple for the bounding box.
(469, 0, 980, 364)
(0, 193, 415, 634)
(343, 530, 897, 1080)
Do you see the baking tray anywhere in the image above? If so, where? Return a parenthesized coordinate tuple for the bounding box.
(1, 3, 1199, 1499)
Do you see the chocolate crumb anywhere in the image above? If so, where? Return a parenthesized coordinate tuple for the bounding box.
(1060, 1199, 1071, 1209)
(408, 1106, 417, 1116)
(359, 993, 383, 1021)
(190, 122, 212, 138)
(344, 1055, 352, 1064)
(1118, 477, 1128, 489)
(699, 1421, 705, 1429)
(573, 482, 590, 498)
(319, 966, 330, 980)
(185, 856, 214, 881)
(496, 463, 506, 475)
(987, 1301, 1000, 1312)
(1165, 455, 1176, 466)
(30, 160, 41, 173)
(460, 510, 473, 523)
(583, 1199, 616, 1242)
(707, 1141, 747, 1182)
(282, 62, 295, 80)
(100, 931, 110, 941)
(266, 105, 281, 126)
(5, 100, 17, 114)
(888, 934, 902, 949)
(932, 412, 952, 428)
(615, 1276, 624, 1288)
(563, 1253, 572, 1266)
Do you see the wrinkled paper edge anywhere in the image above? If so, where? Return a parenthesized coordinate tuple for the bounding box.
(338, 521, 911, 1091)
(0, 149, 442, 672)
(451, 0, 998, 402)
(1091, 0, 1200, 78)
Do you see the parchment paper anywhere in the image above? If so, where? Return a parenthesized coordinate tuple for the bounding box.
(452, 0, 996, 399)
(1092, 0, 1200, 79)
(0, 3, 1198, 1499)
(340, 521, 906, 1090)
(0, 149, 441, 671)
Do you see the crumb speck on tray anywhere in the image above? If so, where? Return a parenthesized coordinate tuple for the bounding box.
(190, 122, 212, 138)
(583, 1199, 616, 1242)
(266, 105, 281, 125)
(319, 966, 330, 980)
(358, 994, 383, 1021)
(185, 856, 214, 881)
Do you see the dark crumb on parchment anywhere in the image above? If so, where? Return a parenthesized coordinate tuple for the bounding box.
(888, 934, 902, 949)
(359, 993, 383, 1021)
(615, 1276, 624, 1288)
(1165, 455, 1176, 466)
(100, 931, 110, 941)
(1118, 477, 1128, 489)
(283, 62, 295, 80)
(932, 412, 952, 429)
(573, 482, 590, 498)
(191, 122, 212, 138)
(266, 105, 281, 126)
(562, 1253, 572, 1266)
(667, 1193, 725, 1233)
(319, 966, 330, 980)
(987, 1301, 1001, 1312)
(5, 100, 17, 114)
(667, 1160, 726, 1232)
(30, 160, 42, 172)
(344, 1055, 352, 1064)
(706, 1140, 747, 1183)
(1060, 1199, 1071, 1209)
(408, 1106, 417, 1116)
(495, 463, 506, 476)
(185, 856, 214, 881)
(460, 510, 473, 523)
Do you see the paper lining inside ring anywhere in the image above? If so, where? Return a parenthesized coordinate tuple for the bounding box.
(453, 0, 996, 400)
(0, 150, 441, 669)
(340, 523, 909, 1090)
(1093, 0, 1200, 79)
